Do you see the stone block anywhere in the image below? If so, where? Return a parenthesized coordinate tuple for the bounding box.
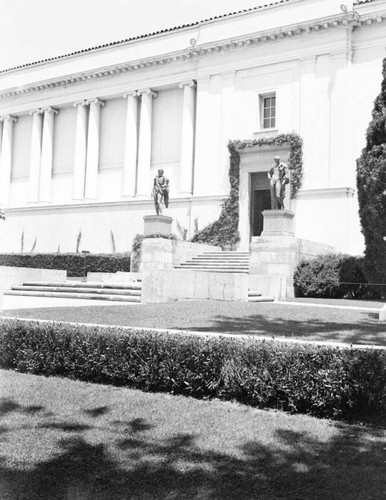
(261, 210, 295, 236)
(379, 305, 386, 322)
(140, 238, 175, 271)
(141, 269, 248, 303)
(249, 275, 287, 299)
(143, 215, 173, 236)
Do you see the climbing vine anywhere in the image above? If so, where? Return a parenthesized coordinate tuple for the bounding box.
(192, 132, 303, 247)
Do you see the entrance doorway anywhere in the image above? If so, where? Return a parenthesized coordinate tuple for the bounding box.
(250, 172, 271, 237)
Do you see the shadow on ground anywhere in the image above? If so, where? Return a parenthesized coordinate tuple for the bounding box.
(0, 397, 385, 499)
(171, 311, 386, 346)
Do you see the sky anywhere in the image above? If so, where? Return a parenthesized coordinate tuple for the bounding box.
(0, 0, 268, 71)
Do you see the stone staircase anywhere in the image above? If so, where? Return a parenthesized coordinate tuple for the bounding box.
(174, 251, 250, 273)
(4, 280, 142, 303)
(175, 251, 274, 303)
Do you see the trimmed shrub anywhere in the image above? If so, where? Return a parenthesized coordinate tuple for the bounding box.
(356, 58, 386, 297)
(0, 252, 130, 277)
(294, 253, 372, 299)
(1, 318, 385, 423)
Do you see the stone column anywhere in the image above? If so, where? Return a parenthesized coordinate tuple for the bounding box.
(84, 98, 104, 200)
(28, 109, 43, 203)
(122, 92, 139, 197)
(72, 100, 88, 200)
(0, 115, 17, 206)
(179, 80, 196, 196)
(39, 107, 58, 203)
(136, 89, 157, 198)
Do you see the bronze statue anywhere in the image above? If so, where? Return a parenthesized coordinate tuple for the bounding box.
(267, 156, 289, 209)
(152, 169, 169, 215)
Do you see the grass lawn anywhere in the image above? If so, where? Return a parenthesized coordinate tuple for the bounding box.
(2, 300, 386, 346)
(1, 369, 386, 500)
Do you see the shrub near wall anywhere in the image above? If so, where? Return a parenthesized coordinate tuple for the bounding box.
(1, 319, 385, 423)
(294, 253, 372, 299)
(0, 253, 131, 277)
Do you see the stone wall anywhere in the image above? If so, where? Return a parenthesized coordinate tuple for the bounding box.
(141, 269, 248, 303)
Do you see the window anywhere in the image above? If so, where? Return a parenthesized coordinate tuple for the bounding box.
(261, 93, 276, 129)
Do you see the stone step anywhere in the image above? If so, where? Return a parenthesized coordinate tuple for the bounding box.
(248, 295, 275, 303)
(4, 290, 141, 302)
(190, 257, 249, 262)
(10, 285, 141, 296)
(202, 252, 249, 255)
(248, 291, 262, 297)
(21, 280, 142, 290)
(174, 266, 249, 273)
(178, 262, 249, 268)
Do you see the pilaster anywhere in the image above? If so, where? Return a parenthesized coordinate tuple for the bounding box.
(28, 109, 43, 204)
(84, 98, 105, 200)
(0, 115, 17, 206)
(72, 100, 88, 200)
(122, 92, 139, 197)
(179, 80, 196, 196)
(39, 107, 58, 203)
(136, 89, 157, 198)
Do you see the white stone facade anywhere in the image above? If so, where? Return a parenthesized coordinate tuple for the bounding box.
(0, 0, 385, 254)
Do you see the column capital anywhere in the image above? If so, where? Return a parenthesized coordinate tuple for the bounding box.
(73, 99, 88, 107)
(123, 91, 139, 99)
(85, 98, 105, 107)
(179, 80, 197, 89)
(136, 89, 157, 98)
(29, 108, 43, 116)
(41, 106, 59, 115)
(0, 114, 17, 123)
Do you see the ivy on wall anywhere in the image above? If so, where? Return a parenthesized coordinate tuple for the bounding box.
(192, 132, 303, 247)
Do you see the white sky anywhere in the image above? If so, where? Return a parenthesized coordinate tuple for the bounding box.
(0, 0, 267, 71)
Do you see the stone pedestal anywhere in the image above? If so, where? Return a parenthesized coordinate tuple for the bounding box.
(249, 210, 334, 299)
(143, 215, 173, 236)
(261, 209, 294, 236)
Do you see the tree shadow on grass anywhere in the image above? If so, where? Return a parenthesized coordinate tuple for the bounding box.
(170, 311, 386, 346)
(0, 399, 385, 499)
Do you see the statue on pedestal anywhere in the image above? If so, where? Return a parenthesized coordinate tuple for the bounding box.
(267, 156, 289, 209)
(152, 169, 169, 215)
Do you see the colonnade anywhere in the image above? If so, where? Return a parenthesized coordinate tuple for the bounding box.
(0, 80, 196, 206)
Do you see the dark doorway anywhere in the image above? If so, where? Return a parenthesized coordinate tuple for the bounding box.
(252, 189, 271, 236)
(250, 172, 271, 237)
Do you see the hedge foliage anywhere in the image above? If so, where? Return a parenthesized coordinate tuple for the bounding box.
(192, 133, 303, 247)
(294, 253, 375, 299)
(356, 57, 386, 295)
(1, 319, 385, 423)
(0, 252, 131, 277)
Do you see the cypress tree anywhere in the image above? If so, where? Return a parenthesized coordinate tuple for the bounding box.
(356, 58, 386, 296)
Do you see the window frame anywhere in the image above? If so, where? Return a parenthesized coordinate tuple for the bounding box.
(259, 92, 277, 131)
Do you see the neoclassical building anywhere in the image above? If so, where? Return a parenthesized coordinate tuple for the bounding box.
(0, 0, 385, 254)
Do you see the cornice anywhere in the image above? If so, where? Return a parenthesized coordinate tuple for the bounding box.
(0, 10, 384, 101)
(2, 194, 226, 214)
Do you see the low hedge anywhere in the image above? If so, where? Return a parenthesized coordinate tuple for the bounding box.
(1, 319, 385, 423)
(294, 253, 377, 299)
(0, 252, 131, 277)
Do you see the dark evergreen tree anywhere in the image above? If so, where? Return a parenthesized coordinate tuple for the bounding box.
(356, 58, 386, 296)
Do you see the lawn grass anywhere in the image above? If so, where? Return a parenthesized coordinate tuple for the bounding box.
(2, 300, 386, 346)
(1, 369, 386, 499)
